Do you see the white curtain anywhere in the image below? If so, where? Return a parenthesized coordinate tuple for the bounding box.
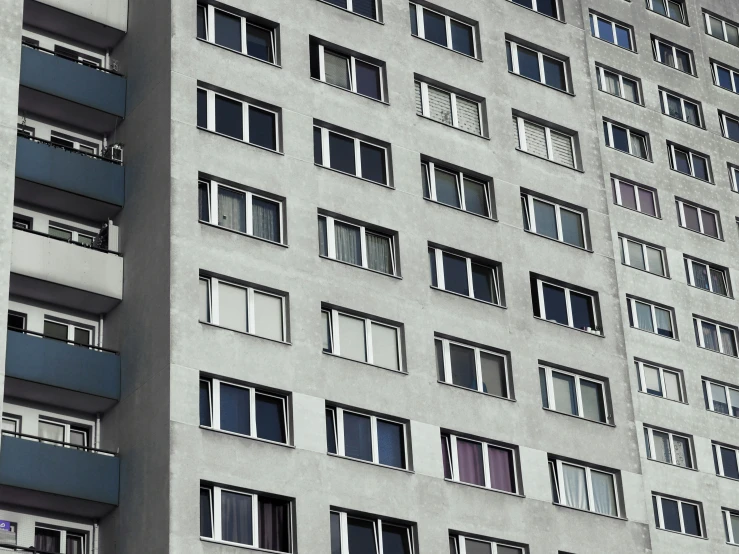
(218, 187, 246, 232)
(634, 302, 654, 332)
(562, 464, 588, 510)
(591, 471, 617, 516)
(655, 308, 672, 336)
(702, 322, 719, 351)
(721, 328, 737, 356)
(38, 421, 64, 443)
(366, 233, 392, 274)
(253, 197, 279, 242)
(335, 222, 361, 265)
(603, 72, 619, 95)
(324, 50, 350, 89)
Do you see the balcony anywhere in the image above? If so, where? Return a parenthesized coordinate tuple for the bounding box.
(0, 433, 119, 518)
(25, 0, 128, 47)
(4, 329, 120, 413)
(15, 135, 124, 220)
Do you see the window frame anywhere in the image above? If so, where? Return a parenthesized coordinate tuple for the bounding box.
(612, 178, 659, 217)
(652, 494, 703, 537)
(535, 278, 600, 334)
(550, 459, 622, 517)
(42, 317, 95, 346)
(724, 509, 739, 545)
(659, 90, 702, 127)
(197, 4, 277, 64)
(646, 0, 686, 24)
(37, 416, 90, 448)
(603, 120, 650, 159)
(636, 361, 684, 402)
(421, 161, 493, 218)
(513, 115, 578, 169)
(713, 442, 739, 479)
(704, 378, 739, 417)
(1, 413, 21, 435)
(720, 112, 739, 142)
(711, 61, 739, 94)
(506, 0, 560, 20)
(627, 298, 675, 338)
(704, 12, 739, 47)
(684, 257, 729, 296)
(409, 3, 478, 59)
(643, 425, 694, 468)
(506, 40, 569, 92)
(676, 200, 720, 238)
(652, 38, 694, 74)
(429, 246, 502, 306)
(522, 193, 588, 250)
(729, 165, 739, 192)
(435, 336, 510, 399)
(590, 14, 634, 51)
(693, 316, 738, 356)
(449, 534, 524, 554)
(596, 65, 641, 104)
(619, 236, 666, 276)
(33, 526, 86, 554)
(318, 214, 397, 276)
(313, 43, 385, 101)
(415, 80, 485, 136)
(441, 432, 520, 494)
(318, 0, 381, 21)
(313, 125, 390, 186)
(539, 365, 610, 423)
(330, 510, 415, 554)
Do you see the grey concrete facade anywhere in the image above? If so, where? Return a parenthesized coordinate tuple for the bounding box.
(0, 0, 738, 553)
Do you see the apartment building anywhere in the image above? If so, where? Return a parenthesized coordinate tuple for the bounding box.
(0, 0, 738, 552)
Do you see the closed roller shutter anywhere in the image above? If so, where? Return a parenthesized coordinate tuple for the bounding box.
(456, 96, 482, 135)
(550, 130, 575, 167)
(523, 120, 548, 159)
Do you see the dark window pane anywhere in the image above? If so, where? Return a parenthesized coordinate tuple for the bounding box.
(673, 149, 690, 174)
(326, 410, 337, 454)
(543, 57, 566, 90)
(74, 328, 90, 345)
(200, 381, 211, 427)
(539, 368, 549, 408)
(692, 155, 708, 180)
(7, 313, 25, 330)
(410, 4, 418, 35)
(377, 420, 405, 468)
(329, 133, 356, 175)
(676, 50, 691, 73)
(197, 6, 207, 40)
(356, 61, 382, 100)
(197, 89, 208, 128)
(611, 125, 629, 152)
(597, 19, 614, 43)
(214, 9, 242, 51)
(570, 291, 595, 330)
(35, 528, 61, 552)
(450, 343, 477, 390)
(352, 0, 376, 19)
(252, 197, 280, 242)
(314, 127, 323, 164)
(347, 517, 377, 554)
(533, 199, 557, 239)
(480, 352, 506, 397)
(488, 446, 515, 493)
(429, 248, 438, 287)
(442, 436, 452, 478)
(725, 118, 739, 141)
(716, 66, 732, 89)
(615, 26, 631, 49)
(215, 95, 243, 139)
(701, 212, 718, 237)
(542, 284, 568, 325)
(258, 497, 290, 552)
(360, 143, 387, 184)
(325, 0, 348, 7)
(619, 182, 637, 210)
(435, 169, 460, 208)
(248, 106, 276, 150)
(561, 209, 584, 248)
(331, 513, 342, 554)
(517, 46, 541, 82)
(463, 179, 488, 216)
(423, 10, 447, 46)
(471, 263, 495, 303)
(721, 447, 739, 478)
(221, 491, 253, 544)
(682, 205, 700, 231)
(382, 524, 411, 554)
(661, 498, 681, 532)
(44, 320, 68, 341)
(198, 181, 210, 221)
(512, 0, 534, 7)
(638, 188, 656, 216)
(435, 340, 444, 380)
(343, 412, 372, 462)
(246, 24, 272, 62)
(506, 42, 513, 72)
(537, 0, 558, 17)
(200, 488, 213, 537)
(442, 252, 469, 296)
(581, 380, 606, 422)
(255, 394, 286, 443)
(450, 20, 474, 56)
(681, 503, 700, 536)
(220, 383, 251, 435)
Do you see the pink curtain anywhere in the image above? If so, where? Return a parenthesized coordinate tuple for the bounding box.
(457, 439, 484, 486)
(488, 446, 514, 492)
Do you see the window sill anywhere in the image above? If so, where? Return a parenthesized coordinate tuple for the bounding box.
(553, 502, 626, 521)
(416, 113, 489, 140)
(599, 89, 644, 107)
(705, 407, 739, 420)
(645, 457, 697, 472)
(591, 36, 637, 54)
(315, 0, 384, 24)
(670, 167, 713, 185)
(199, 220, 288, 248)
(654, 60, 697, 78)
(647, 9, 689, 26)
(663, 113, 705, 130)
(533, 316, 604, 337)
(197, 127, 283, 156)
(199, 320, 291, 346)
(430, 285, 506, 309)
(508, 70, 574, 96)
(715, 83, 739, 96)
(628, 325, 677, 341)
(310, 77, 389, 105)
(411, 35, 482, 62)
(196, 38, 282, 69)
(717, 473, 739, 483)
(319, 254, 402, 280)
(613, 202, 661, 219)
(637, 389, 687, 405)
(506, 1, 564, 24)
(515, 148, 583, 173)
(678, 225, 723, 241)
(686, 283, 732, 299)
(621, 262, 669, 280)
(443, 477, 524, 498)
(523, 229, 591, 253)
(696, 345, 738, 359)
(605, 145, 652, 163)
(201, 537, 291, 553)
(437, 379, 515, 403)
(314, 163, 392, 189)
(542, 407, 615, 427)
(200, 426, 295, 450)
(655, 528, 706, 540)
(423, 197, 497, 222)
(322, 351, 407, 376)
(327, 452, 413, 474)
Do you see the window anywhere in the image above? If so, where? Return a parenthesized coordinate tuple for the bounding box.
(653, 38, 693, 74)
(330, 510, 414, 554)
(627, 298, 674, 338)
(313, 125, 389, 185)
(434, 337, 509, 398)
(669, 145, 711, 181)
(659, 91, 701, 126)
(199, 276, 286, 342)
(612, 178, 658, 216)
(309, 41, 384, 101)
(196, 5, 276, 63)
(43, 318, 93, 346)
(676, 200, 720, 238)
(549, 459, 620, 517)
(200, 484, 291, 552)
(714, 443, 739, 479)
(730, 165, 739, 192)
(704, 379, 739, 417)
(647, 0, 685, 23)
(198, 180, 283, 243)
(320, 0, 379, 21)
(415, 80, 483, 136)
(0, 519, 16, 546)
(7, 311, 26, 331)
(724, 509, 739, 545)
(712, 61, 739, 94)
(318, 215, 397, 276)
(652, 494, 703, 537)
(720, 112, 739, 142)
(38, 417, 89, 449)
(521, 193, 587, 249)
(636, 361, 683, 402)
(513, 116, 577, 168)
(1, 414, 20, 436)
(47, 224, 94, 246)
(12, 214, 32, 230)
(507, 0, 559, 20)
(693, 316, 738, 356)
(196, 88, 278, 151)
(322, 308, 402, 371)
(199, 378, 288, 444)
(441, 432, 518, 494)
(532, 278, 600, 334)
(603, 121, 649, 159)
(596, 66, 640, 103)
(506, 41, 568, 92)
(619, 237, 665, 276)
(429, 247, 502, 305)
(684, 258, 729, 296)
(644, 426, 693, 468)
(409, 3, 477, 58)
(326, 406, 408, 469)
(539, 366, 609, 423)
(705, 12, 739, 47)
(589, 14, 633, 50)
(34, 527, 85, 553)
(421, 161, 492, 217)
(449, 534, 523, 554)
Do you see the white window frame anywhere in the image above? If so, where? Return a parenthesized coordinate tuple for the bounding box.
(694, 316, 738, 356)
(322, 308, 403, 371)
(47, 224, 95, 245)
(421, 161, 492, 217)
(714, 443, 739, 479)
(43, 317, 95, 346)
(712, 62, 739, 93)
(38, 416, 89, 448)
(201, 5, 276, 63)
(596, 66, 640, 103)
(506, 0, 560, 19)
(612, 178, 657, 216)
(604, 121, 649, 159)
(540, 365, 609, 422)
(321, 0, 379, 20)
(653, 38, 693, 74)
(49, 131, 98, 155)
(551, 459, 621, 517)
(450, 535, 523, 554)
(507, 41, 569, 91)
(410, 4, 477, 58)
(704, 379, 739, 416)
(316, 44, 384, 101)
(1, 414, 21, 435)
(653, 494, 703, 536)
(443, 433, 519, 494)
(646, 0, 686, 23)
(535, 279, 599, 333)
(660, 91, 701, 126)
(720, 113, 739, 141)
(330, 511, 414, 554)
(34, 526, 86, 554)
(730, 165, 739, 191)
(200, 378, 289, 444)
(514, 116, 577, 168)
(705, 13, 739, 46)
(522, 193, 587, 249)
(644, 426, 693, 468)
(590, 14, 633, 50)
(197, 88, 280, 151)
(416, 81, 484, 135)
(724, 510, 739, 545)
(429, 247, 501, 305)
(314, 126, 389, 184)
(685, 258, 728, 295)
(435, 337, 510, 398)
(676, 200, 720, 237)
(620, 237, 665, 276)
(627, 298, 674, 337)
(319, 215, 396, 275)
(636, 361, 683, 401)
(200, 276, 287, 342)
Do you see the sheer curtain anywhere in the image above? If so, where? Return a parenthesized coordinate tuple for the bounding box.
(721, 328, 737, 356)
(634, 303, 654, 332)
(218, 188, 246, 232)
(604, 72, 619, 95)
(334, 223, 361, 265)
(693, 264, 709, 289)
(318, 218, 328, 256)
(591, 471, 617, 516)
(259, 498, 289, 552)
(655, 308, 672, 336)
(488, 446, 514, 492)
(710, 269, 727, 295)
(456, 439, 484, 486)
(366, 233, 392, 274)
(253, 198, 279, 242)
(702, 322, 719, 351)
(34, 529, 60, 553)
(562, 464, 588, 510)
(221, 491, 252, 545)
(66, 536, 83, 554)
(441, 436, 452, 479)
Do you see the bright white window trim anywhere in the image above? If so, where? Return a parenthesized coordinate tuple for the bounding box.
(326, 406, 408, 469)
(330, 511, 414, 554)
(693, 316, 738, 356)
(506, 0, 560, 20)
(315, 44, 384, 101)
(506, 41, 569, 91)
(513, 116, 577, 168)
(522, 193, 587, 249)
(34, 526, 86, 554)
(550, 459, 621, 517)
(410, 3, 477, 58)
(319, 0, 380, 20)
(442, 433, 520, 494)
(724, 510, 739, 544)
(596, 66, 640, 103)
(669, 145, 710, 180)
(653, 38, 693, 73)
(653, 494, 703, 536)
(314, 125, 389, 185)
(627, 298, 674, 338)
(612, 178, 658, 216)
(705, 12, 739, 47)
(712, 62, 739, 93)
(676, 200, 720, 237)
(730, 165, 739, 191)
(603, 121, 649, 159)
(199, 5, 276, 63)
(43, 317, 95, 346)
(540, 365, 610, 423)
(415, 81, 484, 135)
(38, 416, 89, 447)
(449, 535, 524, 554)
(714, 443, 739, 478)
(535, 279, 600, 334)
(720, 113, 739, 141)
(1, 414, 21, 434)
(47, 224, 95, 245)
(198, 180, 284, 244)
(590, 14, 633, 50)
(704, 379, 739, 417)
(644, 426, 693, 468)
(429, 247, 502, 305)
(620, 237, 665, 276)
(685, 258, 728, 296)
(421, 161, 492, 217)
(636, 361, 683, 402)
(660, 91, 701, 126)
(435, 337, 510, 398)
(197, 87, 280, 151)
(322, 308, 403, 371)
(646, 0, 686, 23)
(318, 215, 396, 275)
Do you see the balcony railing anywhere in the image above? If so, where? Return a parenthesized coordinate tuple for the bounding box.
(6, 328, 118, 355)
(0, 430, 116, 457)
(11, 226, 119, 255)
(0, 546, 63, 554)
(21, 42, 123, 77)
(17, 133, 122, 166)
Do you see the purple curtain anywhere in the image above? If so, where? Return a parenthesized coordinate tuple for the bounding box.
(259, 498, 290, 552)
(221, 491, 252, 545)
(488, 446, 515, 493)
(456, 439, 484, 486)
(441, 436, 452, 479)
(34, 529, 60, 553)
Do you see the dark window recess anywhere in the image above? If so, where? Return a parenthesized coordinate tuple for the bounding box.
(329, 133, 356, 175)
(255, 393, 286, 443)
(360, 143, 386, 184)
(246, 23, 273, 62)
(197, 89, 208, 128)
(343, 412, 373, 462)
(215, 95, 244, 139)
(219, 383, 251, 435)
(355, 60, 382, 100)
(248, 106, 276, 150)
(214, 9, 242, 51)
(423, 10, 447, 47)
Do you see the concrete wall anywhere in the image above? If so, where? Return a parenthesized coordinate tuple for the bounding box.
(33, 0, 127, 33)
